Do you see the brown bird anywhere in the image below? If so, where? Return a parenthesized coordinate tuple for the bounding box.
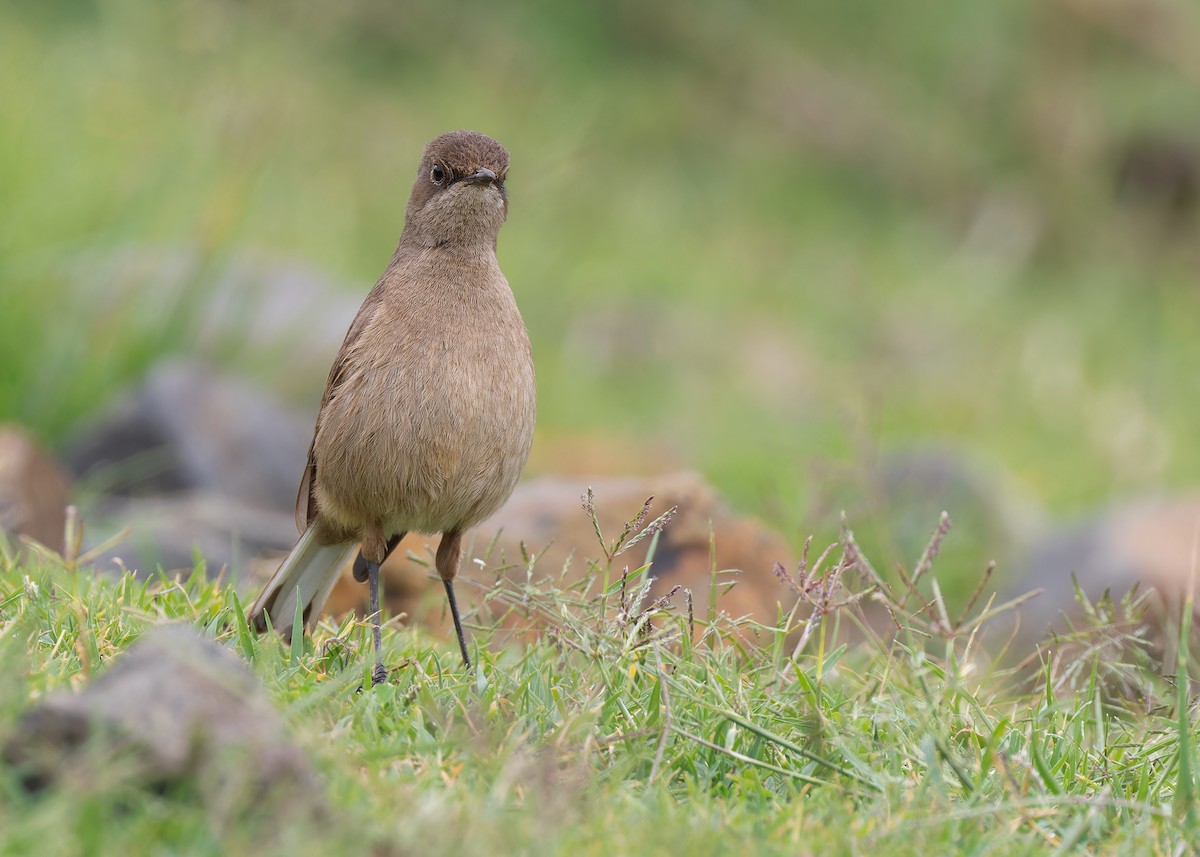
(248, 130, 536, 681)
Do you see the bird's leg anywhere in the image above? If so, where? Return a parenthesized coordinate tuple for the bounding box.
(360, 527, 393, 685)
(353, 532, 404, 583)
(366, 562, 386, 684)
(436, 530, 471, 668)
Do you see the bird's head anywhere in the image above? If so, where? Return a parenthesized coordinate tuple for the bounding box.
(402, 130, 510, 249)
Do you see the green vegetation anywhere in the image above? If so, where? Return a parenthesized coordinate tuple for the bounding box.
(3, 515, 1196, 856)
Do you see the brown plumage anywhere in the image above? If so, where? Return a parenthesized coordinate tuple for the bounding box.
(248, 130, 536, 678)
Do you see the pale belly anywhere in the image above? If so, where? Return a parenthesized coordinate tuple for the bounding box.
(311, 339, 535, 536)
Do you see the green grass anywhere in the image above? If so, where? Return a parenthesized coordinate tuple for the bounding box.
(2, 520, 1196, 856)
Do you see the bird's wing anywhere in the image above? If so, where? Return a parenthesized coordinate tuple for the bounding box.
(295, 282, 388, 532)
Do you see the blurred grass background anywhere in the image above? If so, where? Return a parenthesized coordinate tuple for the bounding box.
(3, 0, 1200, 603)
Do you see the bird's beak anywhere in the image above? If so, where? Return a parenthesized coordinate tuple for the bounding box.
(465, 167, 497, 186)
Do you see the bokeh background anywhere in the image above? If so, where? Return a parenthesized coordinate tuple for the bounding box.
(4, 0, 1200, 610)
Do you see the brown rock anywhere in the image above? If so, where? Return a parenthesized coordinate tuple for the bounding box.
(4, 625, 323, 817)
(0, 424, 71, 553)
(324, 472, 797, 644)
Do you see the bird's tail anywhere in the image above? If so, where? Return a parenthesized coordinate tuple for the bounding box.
(248, 526, 358, 640)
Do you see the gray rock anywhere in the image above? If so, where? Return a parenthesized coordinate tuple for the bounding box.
(1008, 494, 1200, 639)
(848, 445, 1040, 570)
(84, 491, 299, 581)
(64, 359, 312, 512)
(4, 625, 324, 817)
(65, 246, 361, 385)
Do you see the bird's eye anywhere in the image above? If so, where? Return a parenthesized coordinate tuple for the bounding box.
(430, 164, 446, 185)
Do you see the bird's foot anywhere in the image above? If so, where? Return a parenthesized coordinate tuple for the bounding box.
(370, 661, 389, 685)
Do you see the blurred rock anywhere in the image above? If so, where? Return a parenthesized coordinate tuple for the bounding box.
(4, 625, 323, 817)
(193, 256, 361, 369)
(63, 359, 313, 579)
(65, 358, 311, 510)
(84, 492, 298, 578)
(1115, 133, 1200, 227)
(325, 472, 797, 643)
(1008, 494, 1200, 640)
(0, 424, 72, 553)
(835, 445, 1039, 596)
(69, 247, 361, 390)
(871, 449, 1014, 556)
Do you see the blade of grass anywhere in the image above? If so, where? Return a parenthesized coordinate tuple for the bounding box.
(290, 592, 305, 666)
(1174, 520, 1198, 841)
(697, 698, 881, 791)
(673, 726, 830, 789)
(229, 589, 256, 663)
(1030, 720, 1063, 796)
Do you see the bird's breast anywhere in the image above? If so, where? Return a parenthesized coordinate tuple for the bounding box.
(312, 277, 535, 534)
